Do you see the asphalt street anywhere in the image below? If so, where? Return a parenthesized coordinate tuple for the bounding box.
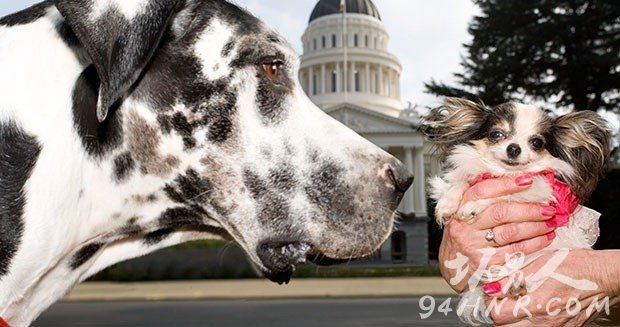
(35, 298, 462, 327)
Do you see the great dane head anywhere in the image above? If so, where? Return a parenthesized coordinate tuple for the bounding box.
(1, 1, 412, 309)
(53, 0, 414, 283)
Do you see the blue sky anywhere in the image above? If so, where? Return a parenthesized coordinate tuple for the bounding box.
(0, 1, 478, 108)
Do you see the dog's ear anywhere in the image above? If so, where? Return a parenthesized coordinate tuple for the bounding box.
(421, 97, 488, 159)
(54, 0, 183, 122)
(551, 110, 611, 200)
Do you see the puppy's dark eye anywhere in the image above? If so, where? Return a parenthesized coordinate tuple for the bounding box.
(262, 60, 284, 82)
(488, 130, 505, 141)
(530, 136, 545, 150)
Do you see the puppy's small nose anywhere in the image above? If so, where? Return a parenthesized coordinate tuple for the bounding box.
(378, 163, 414, 193)
(507, 143, 521, 159)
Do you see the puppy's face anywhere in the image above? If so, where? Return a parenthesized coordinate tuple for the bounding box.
(470, 103, 554, 171)
(424, 98, 611, 200)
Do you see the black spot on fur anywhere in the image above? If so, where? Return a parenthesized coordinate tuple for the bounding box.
(305, 161, 355, 221)
(113, 152, 135, 182)
(221, 41, 235, 57)
(0, 122, 41, 277)
(54, 21, 80, 47)
(269, 164, 296, 192)
(159, 206, 206, 227)
(256, 78, 290, 124)
(118, 217, 144, 236)
(243, 170, 268, 200)
(72, 65, 123, 157)
(170, 113, 198, 149)
(0, 1, 50, 27)
(70, 243, 103, 269)
(144, 228, 173, 246)
(171, 112, 194, 137)
(157, 114, 173, 134)
(243, 169, 292, 225)
(258, 194, 290, 224)
(164, 169, 214, 204)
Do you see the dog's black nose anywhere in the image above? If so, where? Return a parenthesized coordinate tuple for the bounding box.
(507, 143, 522, 159)
(380, 163, 414, 193)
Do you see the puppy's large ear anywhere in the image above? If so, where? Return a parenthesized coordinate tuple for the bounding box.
(54, 0, 183, 122)
(551, 111, 611, 200)
(422, 97, 488, 159)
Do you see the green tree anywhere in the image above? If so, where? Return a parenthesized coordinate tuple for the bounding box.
(426, 0, 620, 112)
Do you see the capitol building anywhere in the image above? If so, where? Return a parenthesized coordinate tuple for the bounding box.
(300, 0, 437, 265)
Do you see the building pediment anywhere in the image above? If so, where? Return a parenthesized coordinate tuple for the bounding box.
(325, 103, 418, 134)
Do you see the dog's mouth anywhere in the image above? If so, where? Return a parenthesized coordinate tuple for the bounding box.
(256, 241, 352, 285)
(502, 159, 530, 168)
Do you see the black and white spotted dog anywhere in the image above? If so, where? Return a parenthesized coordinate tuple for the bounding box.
(0, 0, 413, 325)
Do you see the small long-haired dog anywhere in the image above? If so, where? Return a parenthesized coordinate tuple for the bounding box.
(423, 98, 611, 325)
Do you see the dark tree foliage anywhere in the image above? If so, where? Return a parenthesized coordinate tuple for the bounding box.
(588, 170, 620, 249)
(426, 0, 620, 111)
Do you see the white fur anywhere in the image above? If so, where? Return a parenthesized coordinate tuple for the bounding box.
(194, 18, 235, 80)
(90, 0, 149, 21)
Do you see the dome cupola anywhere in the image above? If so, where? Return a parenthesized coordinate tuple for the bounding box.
(309, 0, 381, 23)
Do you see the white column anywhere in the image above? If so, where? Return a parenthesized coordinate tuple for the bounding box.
(308, 66, 314, 96)
(403, 147, 415, 214)
(321, 64, 326, 94)
(378, 67, 384, 96)
(365, 63, 370, 93)
(335, 62, 341, 93)
(388, 69, 394, 97)
(349, 62, 355, 92)
(413, 147, 427, 217)
(397, 74, 401, 99)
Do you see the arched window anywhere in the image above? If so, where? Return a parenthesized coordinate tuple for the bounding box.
(322, 36, 326, 49)
(365, 35, 369, 48)
(331, 71, 337, 92)
(354, 70, 360, 92)
(391, 231, 407, 262)
(354, 34, 359, 47)
(313, 38, 317, 51)
(332, 34, 337, 47)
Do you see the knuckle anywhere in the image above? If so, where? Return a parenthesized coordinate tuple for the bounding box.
(498, 224, 518, 245)
(490, 203, 509, 224)
(446, 221, 465, 240)
(465, 185, 485, 202)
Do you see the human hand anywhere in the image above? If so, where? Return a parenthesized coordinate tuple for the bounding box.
(482, 249, 620, 326)
(439, 176, 558, 293)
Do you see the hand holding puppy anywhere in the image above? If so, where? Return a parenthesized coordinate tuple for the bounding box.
(439, 176, 557, 294)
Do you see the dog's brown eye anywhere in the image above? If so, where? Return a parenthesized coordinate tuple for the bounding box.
(530, 137, 545, 150)
(489, 130, 505, 141)
(262, 60, 284, 82)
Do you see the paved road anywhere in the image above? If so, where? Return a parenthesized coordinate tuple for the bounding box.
(36, 298, 462, 327)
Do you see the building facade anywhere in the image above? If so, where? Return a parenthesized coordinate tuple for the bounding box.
(300, 0, 437, 265)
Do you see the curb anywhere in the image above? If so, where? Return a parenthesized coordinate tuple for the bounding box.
(63, 277, 457, 302)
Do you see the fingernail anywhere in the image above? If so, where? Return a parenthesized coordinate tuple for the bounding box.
(545, 218, 557, 228)
(482, 282, 502, 295)
(546, 231, 556, 241)
(540, 206, 557, 217)
(515, 176, 533, 187)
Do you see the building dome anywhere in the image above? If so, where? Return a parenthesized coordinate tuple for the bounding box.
(300, 0, 403, 116)
(309, 0, 381, 23)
